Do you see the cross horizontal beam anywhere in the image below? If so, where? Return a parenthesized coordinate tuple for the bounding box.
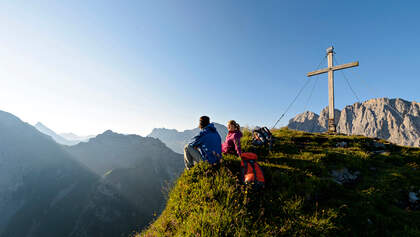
(307, 61, 359, 77)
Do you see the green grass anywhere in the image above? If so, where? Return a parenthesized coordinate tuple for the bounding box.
(138, 128, 420, 236)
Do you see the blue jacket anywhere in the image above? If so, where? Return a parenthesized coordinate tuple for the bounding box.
(189, 123, 222, 164)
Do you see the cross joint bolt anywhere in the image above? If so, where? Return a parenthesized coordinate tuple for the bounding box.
(326, 46, 334, 54)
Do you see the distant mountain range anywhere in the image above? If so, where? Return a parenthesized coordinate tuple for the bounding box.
(288, 98, 420, 147)
(0, 110, 183, 237)
(34, 122, 79, 146)
(64, 130, 183, 236)
(60, 132, 95, 143)
(35, 121, 229, 153)
(34, 122, 94, 146)
(148, 123, 228, 153)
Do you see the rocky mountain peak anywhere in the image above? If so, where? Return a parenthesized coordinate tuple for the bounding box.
(288, 97, 420, 147)
(102, 129, 118, 136)
(35, 121, 44, 126)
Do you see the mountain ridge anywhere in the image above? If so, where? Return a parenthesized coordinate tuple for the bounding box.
(65, 128, 184, 235)
(59, 132, 95, 142)
(34, 122, 80, 146)
(0, 110, 183, 237)
(288, 98, 420, 147)
(0, 110, 99, 237)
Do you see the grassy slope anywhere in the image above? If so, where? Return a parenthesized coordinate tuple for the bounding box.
(139, 128, 420, 236)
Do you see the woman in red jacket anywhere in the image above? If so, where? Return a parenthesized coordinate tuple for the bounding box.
(222, 120, 242, 157)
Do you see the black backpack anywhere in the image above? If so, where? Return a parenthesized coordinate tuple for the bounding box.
(251, 127, 273, 150)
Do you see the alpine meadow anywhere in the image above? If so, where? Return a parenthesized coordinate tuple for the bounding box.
(0, 1, 419, 237)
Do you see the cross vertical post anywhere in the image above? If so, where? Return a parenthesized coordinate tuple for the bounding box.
(306, 46, 359, 134)
(327, 46, 336, 133)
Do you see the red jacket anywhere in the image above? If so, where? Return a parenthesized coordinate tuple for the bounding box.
(222, 130, 242, 156)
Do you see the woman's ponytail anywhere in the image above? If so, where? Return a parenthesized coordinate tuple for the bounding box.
(228, 120, 240, 131)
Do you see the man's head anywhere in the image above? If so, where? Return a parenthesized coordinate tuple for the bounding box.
(199, 116, 210, 129)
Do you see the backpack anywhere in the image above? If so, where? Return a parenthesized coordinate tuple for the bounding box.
(240, 152, 265, 189)
(251, 127, 273, 150)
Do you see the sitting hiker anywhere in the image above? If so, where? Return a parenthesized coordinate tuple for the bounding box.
(222, 120, 242, 157)
(184, 116, 222, 169)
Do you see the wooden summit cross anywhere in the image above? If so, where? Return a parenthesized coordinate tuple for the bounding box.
(307, 46, 359, 133)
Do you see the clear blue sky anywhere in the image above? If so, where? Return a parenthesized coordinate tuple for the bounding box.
(0, 1, 419, 136)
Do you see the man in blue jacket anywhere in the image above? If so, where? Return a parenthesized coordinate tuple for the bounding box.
(184, 116, 222, 169)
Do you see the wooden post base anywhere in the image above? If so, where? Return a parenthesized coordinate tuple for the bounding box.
(328, 119, 336, 134)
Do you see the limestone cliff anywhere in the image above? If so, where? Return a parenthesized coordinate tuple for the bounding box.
(288, 98, 420, 147)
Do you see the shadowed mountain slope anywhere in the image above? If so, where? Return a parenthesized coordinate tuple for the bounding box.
(66, 130, 183, 176)
(0, 111, 184, 237)
(65, 130, 184, 235)
(0, 111, 98, 237)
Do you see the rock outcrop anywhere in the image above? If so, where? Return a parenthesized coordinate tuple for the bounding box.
(288, 98, 420, 147)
